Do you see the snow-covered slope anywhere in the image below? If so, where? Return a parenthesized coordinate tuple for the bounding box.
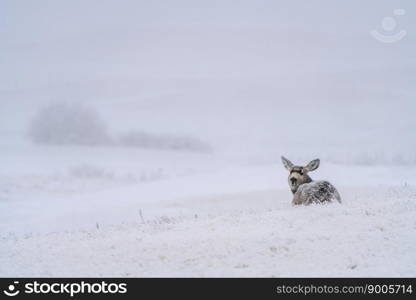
(1, 180, 415, 277)
(1, 143, 415, 276)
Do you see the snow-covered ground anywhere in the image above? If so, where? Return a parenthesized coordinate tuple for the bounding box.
(1, 1, 416, 277)
(1, 140, 415, 277)
(2, 184, 416, 277)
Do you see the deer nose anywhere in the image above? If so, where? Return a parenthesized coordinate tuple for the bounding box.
(290, 178, 297, 185)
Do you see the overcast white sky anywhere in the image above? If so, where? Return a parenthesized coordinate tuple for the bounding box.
(1, 1, 414, 88)
(0, 1, 415, 159)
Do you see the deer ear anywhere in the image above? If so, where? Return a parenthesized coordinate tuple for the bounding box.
(281, 156, 294, 171)
(305, 159, 320, 172)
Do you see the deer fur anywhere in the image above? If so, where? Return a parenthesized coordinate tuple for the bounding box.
(281, 156, 341, 205)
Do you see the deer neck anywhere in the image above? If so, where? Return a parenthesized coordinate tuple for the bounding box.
(291, 175, 313, 194)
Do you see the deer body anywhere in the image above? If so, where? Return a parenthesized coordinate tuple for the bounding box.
(292, 180, 341, 205)
(281, 157, 341, 205)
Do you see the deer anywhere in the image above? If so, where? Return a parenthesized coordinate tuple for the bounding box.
(281, 156, 341, 205)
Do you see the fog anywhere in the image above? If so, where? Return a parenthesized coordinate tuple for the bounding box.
(1, 0, 416, 277)
(1, 1, 415, 166)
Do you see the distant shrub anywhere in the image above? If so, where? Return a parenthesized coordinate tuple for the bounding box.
(118, 130, 212, 152)
(68, 164, 114, 179)
(28, 102, 212, 152)
(28, 102, 110, 146)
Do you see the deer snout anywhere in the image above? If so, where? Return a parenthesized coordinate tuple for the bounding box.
(290, 178, 297, 185)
